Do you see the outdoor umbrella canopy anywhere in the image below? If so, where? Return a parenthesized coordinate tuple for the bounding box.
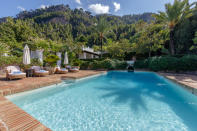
(23, 45, 31, 65)
(64, 52, 69, 65)
(56, 52, 62, 67)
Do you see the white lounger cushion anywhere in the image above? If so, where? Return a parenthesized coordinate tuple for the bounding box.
(9, 72, 26, 76)
(6, 66, 21, 73)
(61, 68, 68, 71)
(31, 66, 41, 71)
(70, 68, 79, 71)
(35, 70, 49, 73)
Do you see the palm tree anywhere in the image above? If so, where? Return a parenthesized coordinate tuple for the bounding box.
(96, 17, 108, 58)
(153, 0, 195, 55)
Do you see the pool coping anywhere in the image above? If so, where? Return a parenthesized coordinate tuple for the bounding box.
(158, 73, 197, 96)
(0, 70, 106, 96)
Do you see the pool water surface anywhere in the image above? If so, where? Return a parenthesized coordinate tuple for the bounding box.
(7, 71, 197, 131)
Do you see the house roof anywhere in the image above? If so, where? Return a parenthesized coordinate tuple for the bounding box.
(82, 50, 100, 56)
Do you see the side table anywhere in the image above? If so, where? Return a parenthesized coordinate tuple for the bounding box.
(25, 69, 34, 77)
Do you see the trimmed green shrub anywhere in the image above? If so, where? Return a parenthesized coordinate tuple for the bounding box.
(0, 56, 22, 69)
(80, 61, 91, 70)
(114, 59, 128, 69)
(134, 59, 148, 69)
(31, 58, 42, 66)
(44, 54, 59, 67)
(134, 55, 197, 72)
(72, 59, 82, 66)
(148, 56, 178, 71)
(178, 55, 197, 71)
(80, 59, 127, 70)
(100, 59, 116, 70)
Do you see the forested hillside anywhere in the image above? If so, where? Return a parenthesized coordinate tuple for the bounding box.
(0, 1, 197, 61)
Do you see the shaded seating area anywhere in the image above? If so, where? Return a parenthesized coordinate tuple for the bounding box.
(55, 66, 68, 74)
(31, 66, 49, 77)
(5, 66, 26, 80)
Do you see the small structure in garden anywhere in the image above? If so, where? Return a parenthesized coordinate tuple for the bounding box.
(79, 47, 100, 59)
(127, 60, 135, 72)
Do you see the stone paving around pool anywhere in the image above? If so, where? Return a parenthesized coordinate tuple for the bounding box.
(0, 70, 106, 96)
(0, 96, 51, 131)
(159, 73, 197, 95)
(0, 70, 105, 131)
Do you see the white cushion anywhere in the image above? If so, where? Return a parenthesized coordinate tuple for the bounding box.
(35, 70, 49, 73)
(31, 66, 41, 71)
(71, 68, 79, 71)
(61, 68, 68, 71)
(9, 73, 26, 76)
(6, 66, 20, 73)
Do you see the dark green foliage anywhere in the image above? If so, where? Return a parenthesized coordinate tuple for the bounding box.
(134, 55, 197, 72)
(148, 56, 178, 71)
(178, 55, 197, 71)
(31, 58, 42, 66)
(134, 59, 149, 69)
(0, 56, 22, 68)
(44, 54, 59, 67)
(72, 59, 82, 66)
(0, 2, 197, 70)
(80, 59, 127, 70)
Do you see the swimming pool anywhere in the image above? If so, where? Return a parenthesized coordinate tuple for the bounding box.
(7, 71, 197, 131)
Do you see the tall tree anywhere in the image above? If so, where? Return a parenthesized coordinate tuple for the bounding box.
(153, 0, 194, 55)
(96, 17, 109, 57)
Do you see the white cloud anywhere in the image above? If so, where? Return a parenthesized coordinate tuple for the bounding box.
(77, 6, 83, 9)
(17, 6, 25, 11)
(88, 4, 109, 14)
(75, 0, 81, 5)
(113, 2, 120, 12)
(40, 5, 49, 9)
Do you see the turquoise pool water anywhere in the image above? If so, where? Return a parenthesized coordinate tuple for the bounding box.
(7, 71, 197, 131)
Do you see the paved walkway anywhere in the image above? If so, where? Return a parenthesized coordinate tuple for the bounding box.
(0, 96, 51, 131)
(0, 70, 105, 96)
(0, 70, 105, 130)
(159, 73, 197, 89)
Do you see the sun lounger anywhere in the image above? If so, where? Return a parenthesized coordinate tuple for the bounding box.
(31, 66, 49, 77)
(69, 66, 80, 73)
(55, 66, 68, 74)
(5, 66, 26, 80)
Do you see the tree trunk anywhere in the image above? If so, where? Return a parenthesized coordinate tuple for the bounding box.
(149, 51, 151, 57)
(169, 30, 175, 55)
(100, 32, 103, 58)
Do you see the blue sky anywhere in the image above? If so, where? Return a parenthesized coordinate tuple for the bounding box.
(0, 0, 196, 17)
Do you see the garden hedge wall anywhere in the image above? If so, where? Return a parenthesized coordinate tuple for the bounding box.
(134, 55, 197, 72)
(0, 56, 22, 69)
(80, 59, 128, 70)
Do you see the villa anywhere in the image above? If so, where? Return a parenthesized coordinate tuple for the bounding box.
(78, 47, 100, 59)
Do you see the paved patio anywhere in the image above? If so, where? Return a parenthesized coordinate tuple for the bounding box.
(0, 96, 51, 131)
(159, 73, 197, 89)
(0, 70, 106, 96)
(159, 73, 197, 95)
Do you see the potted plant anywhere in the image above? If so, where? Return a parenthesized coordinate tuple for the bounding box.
(44, 54, 59, 74)
(72, 59, 81, 69)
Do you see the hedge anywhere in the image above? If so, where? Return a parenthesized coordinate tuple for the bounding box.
(80, 59, 128, 70)
(0, 56, 22, 69)
(134, 55, 197, 72)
